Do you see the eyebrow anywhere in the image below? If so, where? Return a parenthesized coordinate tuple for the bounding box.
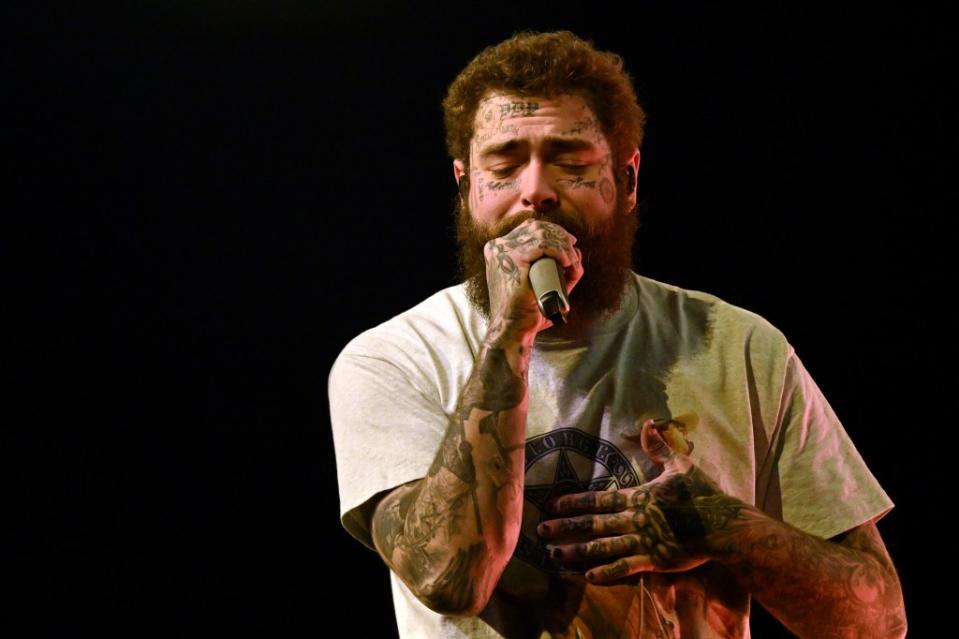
(477, 136, 598, 160)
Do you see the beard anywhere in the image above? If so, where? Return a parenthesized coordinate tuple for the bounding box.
(455, 187, 638, 327)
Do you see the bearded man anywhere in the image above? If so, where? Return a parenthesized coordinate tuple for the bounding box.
(329, 31, 906, 639)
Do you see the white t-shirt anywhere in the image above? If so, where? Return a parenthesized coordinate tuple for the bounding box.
(328, 273, 892, 638)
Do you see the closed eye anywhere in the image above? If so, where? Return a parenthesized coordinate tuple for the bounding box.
(557, 163, 589, 174)
(489, 166, 519, 179)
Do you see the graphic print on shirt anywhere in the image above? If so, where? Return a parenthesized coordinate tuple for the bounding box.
(514, 427, 644, 573)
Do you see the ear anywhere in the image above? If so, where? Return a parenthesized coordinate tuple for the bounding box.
(453, 159, 466, 189)
(453, 159, 470, 206)
(625, 148, 640, 211)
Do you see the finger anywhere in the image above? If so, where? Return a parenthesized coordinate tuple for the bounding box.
(537, 514, 600, 539)
(548, 533, 643, 562)
(540, 509, 638, 542)
(549, 230, 579, 272)
(564, 247, 585, 293)
(585, 554, 710, 582)
(642, 419, 697, 474)
(534, 224, 578, 269)
(640, 418, 675, 465)
(506, 220, 577, 268)
(584, 554, 656, 583)
(532, 219, 578, 246)
(504, 218, 578, 249)
(546, 489, 629, 516)
(487, 235, 576, 274)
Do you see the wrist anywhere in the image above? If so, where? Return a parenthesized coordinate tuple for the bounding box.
(483, 317, 538, 351)
(703, 501, 767, 562)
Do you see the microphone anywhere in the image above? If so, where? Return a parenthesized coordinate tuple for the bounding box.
(529, 258, 570, 325)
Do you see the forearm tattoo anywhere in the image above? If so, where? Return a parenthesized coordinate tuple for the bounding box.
(416, 543, 486, 613)
(460, 346, 526, 415)
(374, 344, 528, 612)
(720, 518, 907, 639)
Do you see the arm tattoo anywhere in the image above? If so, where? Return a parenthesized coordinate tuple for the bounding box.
(478, 412, 524, 496)
(376, 479, 471, 585)
(434, 428, 475, 483)
(417, 543, 485, 614)
(455, 345, 525, 530)
(719, 517, 907, 638)
(460, 346, 526, 414)
(374, 343, 529, 613)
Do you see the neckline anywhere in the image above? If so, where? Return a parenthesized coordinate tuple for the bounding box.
(533, 274, 639, 348)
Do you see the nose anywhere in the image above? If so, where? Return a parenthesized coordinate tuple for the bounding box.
(519, 161, 559, 212)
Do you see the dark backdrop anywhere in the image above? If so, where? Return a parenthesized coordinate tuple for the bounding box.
(9, 2, 955, 636)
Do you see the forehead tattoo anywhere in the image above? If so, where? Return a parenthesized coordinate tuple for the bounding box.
(478, 96, 541, 126)
(471, 95, 608, 160)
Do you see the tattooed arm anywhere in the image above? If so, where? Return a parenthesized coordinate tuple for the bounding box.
(540, 420, 906, 638)
(712, 512, 907, 639)
(370, 338, 531, 615)
(371, 219, 583, 616)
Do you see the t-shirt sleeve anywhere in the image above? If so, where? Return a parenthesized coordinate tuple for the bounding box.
(775, 348, 894, 540)
(328, 342, 450, 550)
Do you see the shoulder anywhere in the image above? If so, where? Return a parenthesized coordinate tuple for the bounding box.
(330, 283, 484, 383)
(340, 283, 481, 354)
(631, 273, 791, 357)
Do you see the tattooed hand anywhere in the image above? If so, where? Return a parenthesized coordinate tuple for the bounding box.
(484, 218, 583, 345)
(537, 419, 747, 583)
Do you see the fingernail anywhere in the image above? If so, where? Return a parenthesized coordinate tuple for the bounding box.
(585, 570, 596, 581)
(538, 523, 550, 536)
(549, 546, 563, 560)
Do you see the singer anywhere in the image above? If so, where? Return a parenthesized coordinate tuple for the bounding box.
(329, 31, 905, 638)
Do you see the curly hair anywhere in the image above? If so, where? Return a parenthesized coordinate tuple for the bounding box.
(443, 31, 646, 170)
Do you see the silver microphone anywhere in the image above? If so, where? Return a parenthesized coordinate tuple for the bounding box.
(529, 257, 570, 325)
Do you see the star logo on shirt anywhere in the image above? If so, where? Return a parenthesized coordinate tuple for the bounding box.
(513, 428, 641, 573)
(524, 447, 618, 513)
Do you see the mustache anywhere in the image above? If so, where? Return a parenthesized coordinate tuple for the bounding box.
(480, 209, 590, 243)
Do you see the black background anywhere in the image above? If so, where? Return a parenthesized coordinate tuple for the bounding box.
(8, 2, 955, 636)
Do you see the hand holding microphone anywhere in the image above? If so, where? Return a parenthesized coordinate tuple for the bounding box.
(483, 218, 582, 343)
(529, 257, 570, 325)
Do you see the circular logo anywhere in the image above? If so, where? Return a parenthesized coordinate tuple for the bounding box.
(515, 428, 641, 573)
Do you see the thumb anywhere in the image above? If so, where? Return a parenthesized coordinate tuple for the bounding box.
(639, 418, 675, 465)
(639, 418, 697, 476)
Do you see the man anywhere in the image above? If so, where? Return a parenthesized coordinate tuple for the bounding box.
(329, 31, 906, 638)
